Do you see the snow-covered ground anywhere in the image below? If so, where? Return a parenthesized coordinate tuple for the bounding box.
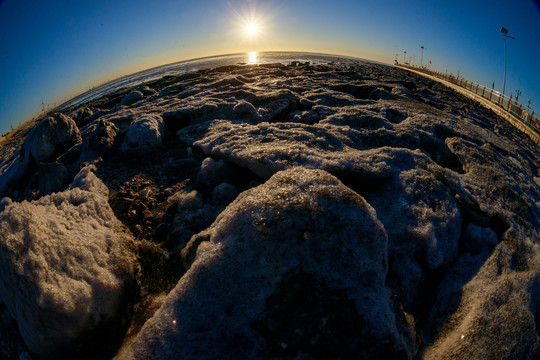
(0, 57, 539, 359)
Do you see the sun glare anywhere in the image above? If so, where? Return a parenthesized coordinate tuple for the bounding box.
(229, 2, 274, 45)
(246, 22, 258, 36)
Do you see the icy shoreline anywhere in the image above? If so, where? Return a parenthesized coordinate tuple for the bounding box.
(0, 58, 539, 359)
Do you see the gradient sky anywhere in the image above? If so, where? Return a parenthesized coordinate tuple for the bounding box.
(1, 0, 539, 136)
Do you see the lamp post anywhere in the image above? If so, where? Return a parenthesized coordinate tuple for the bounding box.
(500, 27, 515, 95)
(403, 51, 407, 64)
(420, 46, 424, 68)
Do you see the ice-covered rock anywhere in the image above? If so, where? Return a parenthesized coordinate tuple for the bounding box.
(119, 90, 144, 106)
(174, 189, 203, 211)
(2, 56, 540, 359)
(69, 106, 94, 127)
(0, 157, 31, 196)
(21, 113, 81, 165)
(196, 157, 231, 188)
(59, 119, 121, 166)
(424, 229, 540, 359)
(179, 120, 407, 179)
(0, 114, 81, 196)
(233, 99, 259, 117)
(70, 164, 109, 197)
(117, 168, 416, 359)
(121, 114, 164, 153)
(212, 182, 238, 204)
(79, 119, 120, 159)
(0, 188, 136, 356)
(364, 166, 462, 308)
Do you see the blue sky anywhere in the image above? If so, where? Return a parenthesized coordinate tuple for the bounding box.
(0, 0, 539, 136)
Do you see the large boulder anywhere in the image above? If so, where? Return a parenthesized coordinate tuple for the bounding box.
(0, 188, 136, 356)
(21, 113, 81, 165)
(117, 168, 416, 359)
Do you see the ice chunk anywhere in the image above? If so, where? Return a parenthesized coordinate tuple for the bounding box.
(425, 230, 540, 359)
(22, 113, 81, 164)
(0, 188, 136, 356)
(70, 164, 109, 197)
(118, 168, 416, 359)
(212, 182, 238, 204)
(119, 90, 144, 106)
(196, 157, 231, 188)
(121, 114, 164, 153)
(233, 99, 259, 117)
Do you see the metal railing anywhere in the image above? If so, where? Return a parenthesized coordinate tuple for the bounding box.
(397, 65, 540, 135)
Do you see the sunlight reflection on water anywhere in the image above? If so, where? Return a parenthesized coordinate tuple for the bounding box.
(248, 51, 258, 64)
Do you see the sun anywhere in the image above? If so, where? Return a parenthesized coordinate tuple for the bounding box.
(246, 22, 258, 36)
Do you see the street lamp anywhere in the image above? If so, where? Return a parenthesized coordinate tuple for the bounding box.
(403, 51, 407, 65)
(420, 46, 424, 68)
(500, 26, 515, 95)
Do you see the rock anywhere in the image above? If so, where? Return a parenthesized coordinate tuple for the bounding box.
(424, 229, 540, 359)
(117, 168, 416, 359)
(0, 114, 80, 196)
(212, 182, 238, 204)
(38, 162, 69, 195)
(174, 190, 203, 211)
(0, 188, 136, 356)
(233, 99, 259, 117)
(69, 106, 94, 127)
(21, 113, 81, 165)
(196, 157, 231, 188)
(121, 114, 164, 153)
(364, 166, 462, 308)
(78, 119, 120, 162)
(70, 164, 109, 197)
(0, 197, 12, 213)
(462, 223, 499, 255)
(0, 157, 29, 196)
(119, 90, 144, 106)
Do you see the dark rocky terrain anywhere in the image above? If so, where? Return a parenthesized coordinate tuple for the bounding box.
(0, 59, 539, 359)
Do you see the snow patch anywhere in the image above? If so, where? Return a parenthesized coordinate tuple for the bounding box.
(0, 188, 136, 355)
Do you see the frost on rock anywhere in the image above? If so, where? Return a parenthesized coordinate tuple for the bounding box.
(424, 229, 540, 359)
(179, 120, 391, 179)
(21, 113, 81, 165)
(0, 114, 81, 195)
(0, 188, 136, 356)
(119, 90, 144, 106)
(70, 164, 109, 197)
(196, 157, 231, 188)
(121, 114, 164, 153)
(70, 119, 120, 164)
(118, 167, 416, 360)
(364, 165, 462, 308)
